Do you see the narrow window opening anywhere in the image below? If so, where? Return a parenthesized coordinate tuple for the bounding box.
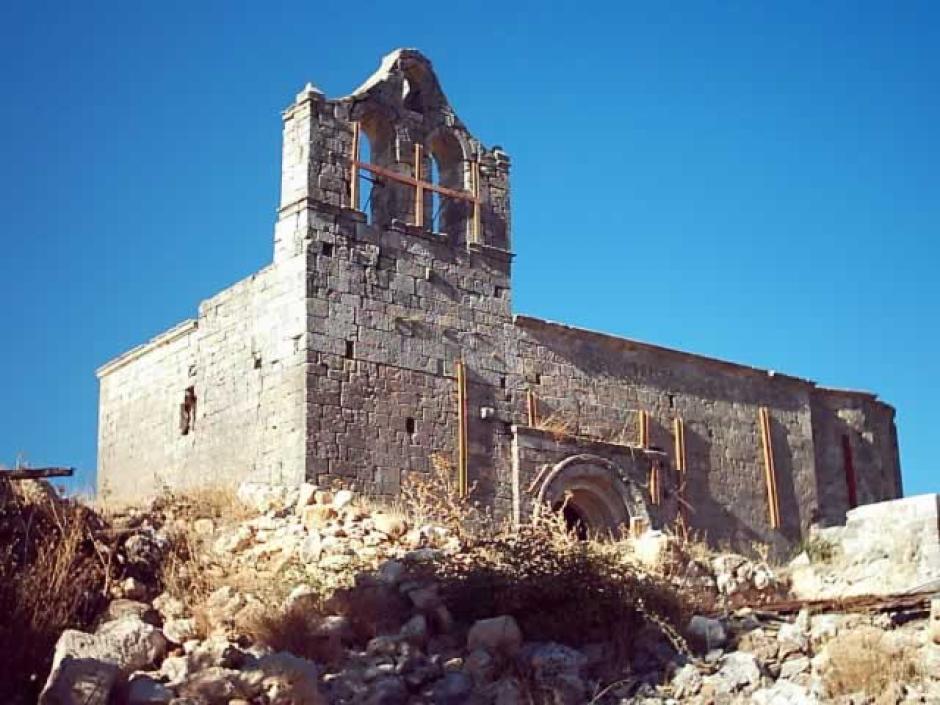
(402, 77, 424, 113)
(429, 157, 442, 233)
(499, 376, 507, 390)
(495, 286, 505, 298)
(534, 373, 542, 385)
(668, 394, 675, 409)
(354, 128, 374, 224)
(405, 417, 416, 437)
(322, 242, 334, 257)
(426, 130, 466, 237)
(345, 340, 355, 360)
(179, 386, 197, 435)
(841, 434, 859, 509)
(253, 354, 262, 369)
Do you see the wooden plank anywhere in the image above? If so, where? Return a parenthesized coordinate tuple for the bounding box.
(526, 389, 538, 427)
(715, 589, 935, 618)
(673, 417, 687, 472)
(648, 461, 661, 505)
(638, 410, 650, 448)
(355, 160, 479, 203)
(1, 467, 75, 481)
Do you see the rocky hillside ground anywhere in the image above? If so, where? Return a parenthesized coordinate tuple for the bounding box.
(1, 471, 938, 705)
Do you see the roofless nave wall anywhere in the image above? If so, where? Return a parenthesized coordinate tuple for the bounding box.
(97, 49, 902, 551)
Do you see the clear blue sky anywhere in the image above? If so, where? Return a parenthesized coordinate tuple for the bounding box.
(1, 1, 937, 497)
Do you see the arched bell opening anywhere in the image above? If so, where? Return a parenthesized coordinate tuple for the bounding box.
(425, 128, 470, 237)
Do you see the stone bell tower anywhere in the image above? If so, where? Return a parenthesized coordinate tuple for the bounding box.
(273, 49, 512, 263)
(272, 49, 523, 508)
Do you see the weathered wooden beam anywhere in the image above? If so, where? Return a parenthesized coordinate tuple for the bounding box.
(355, 160, 479, 203)
(1, 467, 75, 481)
(526, 389, 538, 427)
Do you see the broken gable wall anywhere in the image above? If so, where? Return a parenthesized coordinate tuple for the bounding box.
(96, 257, 308, 498)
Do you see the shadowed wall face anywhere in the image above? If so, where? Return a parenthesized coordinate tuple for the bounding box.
(513, 317, 900, 550)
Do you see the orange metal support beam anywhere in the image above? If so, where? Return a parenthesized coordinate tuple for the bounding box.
(526, 389, 538, 427)
(638, 410, 650, 448)
(455, 360, 469, 497)
(350, 122, 361, 210)
(759, 406, 781, 529)
(414, 144, 424, 228)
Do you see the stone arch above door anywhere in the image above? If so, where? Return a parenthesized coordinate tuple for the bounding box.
(535, 453, 650, 536)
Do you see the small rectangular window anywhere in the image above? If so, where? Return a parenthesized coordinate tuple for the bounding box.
(179, 386, 197, 435)
(322, 242, 334, 257)
(345, 340, 355, 359)
(405, 417, 416, 436)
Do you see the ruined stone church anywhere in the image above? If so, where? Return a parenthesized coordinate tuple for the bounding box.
(97, 50, 902, 549)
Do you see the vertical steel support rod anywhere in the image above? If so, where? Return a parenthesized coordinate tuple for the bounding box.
(471, 160, 481, 244)
(350, 121, 360, 210)
(841, 434, 859, 509)
(455, 360, 469, 497)
(526, 389, 538, 427)
(674, 416, 687, 522)
(638, 410, 650, 448)
(414, 143, 424, 228)
(673, 417, 687, 472)
(759, 406, 781, 529)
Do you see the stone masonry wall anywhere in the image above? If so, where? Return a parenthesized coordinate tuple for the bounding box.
(811, 389, 903, 526)
(300, 209, 522, 515)
(514, 316, 823, 550)
(97, 257, 308, 498)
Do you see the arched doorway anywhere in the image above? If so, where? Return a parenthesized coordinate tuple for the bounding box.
(535, 454, 649, 537)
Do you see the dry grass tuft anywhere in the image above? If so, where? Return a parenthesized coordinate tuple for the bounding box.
(243, 602, 345, 666)
(399, 453, 494, 540)
(534, 413, 577, 441)
(823, 627, 920, 697)
(414, 508, 690, 666)
(151, 483, 253, 609)
(0, 481, 109, 703)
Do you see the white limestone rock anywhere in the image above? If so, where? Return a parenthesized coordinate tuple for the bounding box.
(94, 616, 168, 672)
(714, 651, 761, 692)
(163, 617, 198, 645)
(38, 630, 121, 705)
(752, 679, 818, 705)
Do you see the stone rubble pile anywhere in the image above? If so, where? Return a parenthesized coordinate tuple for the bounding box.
(789, 495, 940, 600)
(37, 483, 940, 705)
(653, 603, 940, 705)
(632, 530, 787, 607)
